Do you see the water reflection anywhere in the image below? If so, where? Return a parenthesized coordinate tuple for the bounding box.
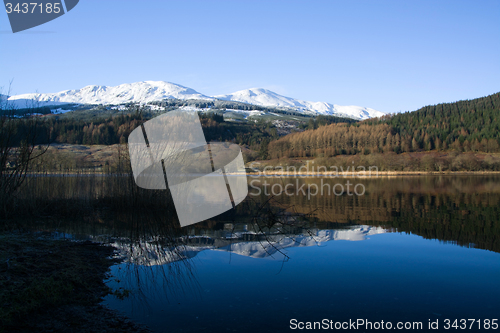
(16, 174, 500, 253)
(104, 224, 387, 318)
(104, 230, 500, 333)
(245, 176, 500, 252)
(15, 175, 500, 332)
(110, 225, 386, 263)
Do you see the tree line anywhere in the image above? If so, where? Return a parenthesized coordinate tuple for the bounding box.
(10, 111, 278, 151)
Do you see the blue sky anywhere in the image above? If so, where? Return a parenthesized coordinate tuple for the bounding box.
(1, 0, 499, 113)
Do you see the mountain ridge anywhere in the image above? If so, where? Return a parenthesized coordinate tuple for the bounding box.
(5, 80, 385, 120)
(6, 81, 211, 106)
(215, 87, 385, 119)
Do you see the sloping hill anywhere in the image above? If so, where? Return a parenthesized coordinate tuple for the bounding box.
(267, 92, 500, 159)
(373, 92, 500, 151)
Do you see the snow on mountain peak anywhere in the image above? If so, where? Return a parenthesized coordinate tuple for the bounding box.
(7, 81, 210, 108)
(216, 88, 386, 120)
(6, 81, 386, 120)
(215, 88, 306, 110)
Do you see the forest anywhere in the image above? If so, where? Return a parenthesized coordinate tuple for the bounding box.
(267, 92, 500, 160)
(36, 112, 279, 151)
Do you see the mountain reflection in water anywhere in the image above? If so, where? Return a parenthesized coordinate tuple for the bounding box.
(110, 225, 386, 265)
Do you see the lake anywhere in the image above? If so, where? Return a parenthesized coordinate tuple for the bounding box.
(91, 175, 500, 332)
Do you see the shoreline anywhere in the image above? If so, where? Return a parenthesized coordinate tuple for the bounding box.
(0, 233, 150, 333)
(245, 170, 500, 177)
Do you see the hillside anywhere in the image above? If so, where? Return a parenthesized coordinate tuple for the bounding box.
(372, 92, 500, 152)
(267, 92, 500, 160)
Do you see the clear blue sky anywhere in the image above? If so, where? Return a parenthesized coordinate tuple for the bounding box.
(1, 0, 499, 113)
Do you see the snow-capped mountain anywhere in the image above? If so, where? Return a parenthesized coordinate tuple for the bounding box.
(6, 81, 385, 120)
(215, 88, 385, 119)
(7, 81, 211, 108)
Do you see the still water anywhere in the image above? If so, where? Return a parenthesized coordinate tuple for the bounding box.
(98, 176, 500, 332)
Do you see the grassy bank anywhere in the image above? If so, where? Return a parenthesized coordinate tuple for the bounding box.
(247, 151, 500, 173)
(21, 143, 500, 174)
(0, 233, 149, 333)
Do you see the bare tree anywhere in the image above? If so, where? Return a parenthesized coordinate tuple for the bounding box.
(0, 83, 50, 217)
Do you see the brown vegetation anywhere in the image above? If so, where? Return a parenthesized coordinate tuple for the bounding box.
(268, 122, 500, 160)
(248, 151, 500, 173)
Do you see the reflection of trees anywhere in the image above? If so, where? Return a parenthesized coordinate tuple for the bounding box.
(10, 171, 201, 304)
(254, 176, 500, 253)
(12, 174, 321, 304)
(106, 238, 201, 308)
(15, 175, 500, 255)
(375, 198, 500, 252)
(11, 173, 500, 307)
